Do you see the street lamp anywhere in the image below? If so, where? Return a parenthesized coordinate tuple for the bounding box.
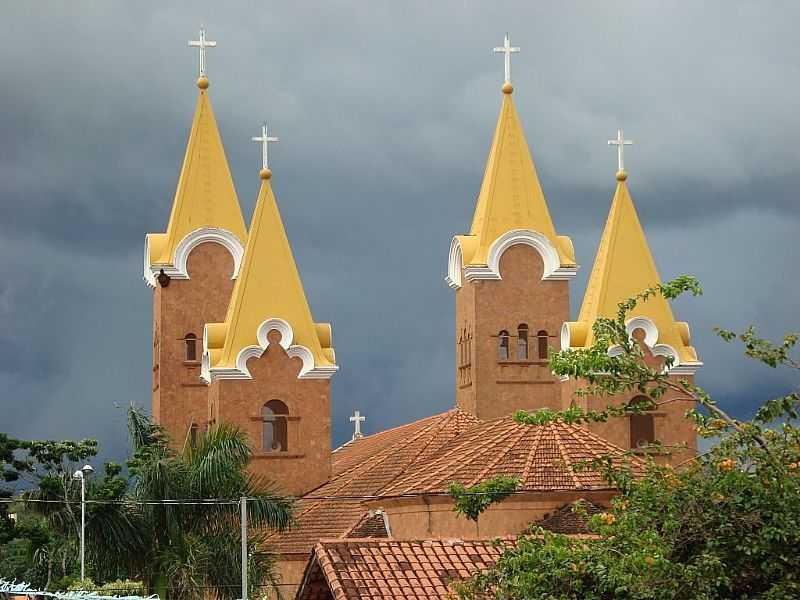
(72, 464, 94, 581)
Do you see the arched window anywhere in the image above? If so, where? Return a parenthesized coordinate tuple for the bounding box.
(517, 324, 529, 360)
(262, 400, 289, 452)
(498, 331, 510, 361)
(629, 397, 656, 448)
(185, 333, 197, 361)
(537, 330, 549, 360)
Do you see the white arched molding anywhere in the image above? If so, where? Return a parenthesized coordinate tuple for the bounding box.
(606, 316, 702, 375)
(445, 237, 464, 289)
(625, 317, 659, 347)
(201, 317, 338, 383)
(143, 227, 245, 287)
(461, 229, 578, 283)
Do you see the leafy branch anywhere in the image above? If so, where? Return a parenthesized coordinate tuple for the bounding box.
(449, 476, 520, 521)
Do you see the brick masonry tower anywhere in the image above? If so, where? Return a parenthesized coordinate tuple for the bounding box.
(144, 73, 247, 450)
(202, 160, 337, 497)
(446, 77, 579, 420)
(561, 168, 703, 465)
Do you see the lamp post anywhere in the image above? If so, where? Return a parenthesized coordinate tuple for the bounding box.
(72, 464, 94, 581)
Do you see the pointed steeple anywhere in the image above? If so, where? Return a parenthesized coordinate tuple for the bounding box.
(144, 78, 247, 285)
(562, 171, 701, 373)
(448, 84, 576, 286)
(202, 169, 337, 382)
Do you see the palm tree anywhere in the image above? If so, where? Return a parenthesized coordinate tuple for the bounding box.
(89, 407, 293, 600)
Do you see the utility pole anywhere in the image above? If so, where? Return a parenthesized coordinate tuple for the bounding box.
(240, 496, 248, 600)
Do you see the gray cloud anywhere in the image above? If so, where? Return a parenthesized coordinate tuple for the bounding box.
(0, 2, 797, 460)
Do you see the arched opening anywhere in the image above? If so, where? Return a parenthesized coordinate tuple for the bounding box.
(498, 330, 510, 361)
(629, 396, 656, 448)
(517, 324, 529, 360)
(262, 400, 289, 452)
(537, 330, 549, 360)
(189, 423, 198, 449)
(185, 333, 197, 361)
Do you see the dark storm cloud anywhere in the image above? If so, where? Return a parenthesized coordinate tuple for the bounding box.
(0, 2, 797, 460)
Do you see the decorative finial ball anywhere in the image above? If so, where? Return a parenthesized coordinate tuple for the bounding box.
(259, 168, 272, 180)
(197, 76, 210, 90)
(616, 170, 628, 182)
(502, 81, 514, 94)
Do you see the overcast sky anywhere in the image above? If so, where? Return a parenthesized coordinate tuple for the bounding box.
(1, 2, 798, 465)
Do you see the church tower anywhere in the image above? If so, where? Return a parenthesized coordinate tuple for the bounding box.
(561, 156, 702, 465)
(447, 37, 578, 420)
(144, 35, 247, 450)
(201, 146, 337, 497)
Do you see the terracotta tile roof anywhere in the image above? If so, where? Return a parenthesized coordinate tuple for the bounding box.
(383, 417, 646, 495)
(297, 538, 510, 600)
(268, 410, 478, 555)
(347, 511, 388, 538)
(530, 499, 604, 534)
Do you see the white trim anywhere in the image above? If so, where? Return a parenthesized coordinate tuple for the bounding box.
(560, 322, 571, 350)
(257, 318, 293, 350)
(625, 317, 659, 347)
(143, 227, 245, 287)
(561, 316, 703, 376)
(143, 235, 157, 287)
(612, 317, 703, 374)
(608, 341, 680, 366)
(462, 229, 578, 283)
(445, 237, 464, 289)
(201, 317, 338, 383)
(669, 361, 704, 376)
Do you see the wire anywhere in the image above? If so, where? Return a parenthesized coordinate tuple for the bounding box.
(0, 486, 615, 507)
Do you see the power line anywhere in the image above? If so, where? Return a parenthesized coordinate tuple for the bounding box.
(0, 486, 616, 506)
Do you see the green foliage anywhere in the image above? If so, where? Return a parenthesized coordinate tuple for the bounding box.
(1, 407, 293, 599)
(111, 406, 293, 600)
(68, 578, 146, 596)
(0, 432, 103, 590)
(456, 278, 800, 599)
(449, 476, 520, 521)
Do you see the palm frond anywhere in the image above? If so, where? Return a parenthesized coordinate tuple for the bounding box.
(127, 404, 168, 452)
(186, 424, 251, 497)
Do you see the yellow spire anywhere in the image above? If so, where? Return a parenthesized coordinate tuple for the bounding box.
(463, 88, 575, 268)
(202, 173, 336, 381)
(563, 173, 700, 370)
(144, 82, 247, 283)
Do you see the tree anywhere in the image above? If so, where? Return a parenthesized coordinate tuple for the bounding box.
(0, 432, 121, 589)
(2, 409, 293, 599)
(101, 407, 294, 600)
(454, 277, 800, 600)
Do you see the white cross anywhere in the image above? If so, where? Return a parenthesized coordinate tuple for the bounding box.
(493, 33, 520, 84)
(251, 123, 279, 171)
(608, 129, 633, 172)
(349, 410, 365, 440)
(188, 26, 217, 77)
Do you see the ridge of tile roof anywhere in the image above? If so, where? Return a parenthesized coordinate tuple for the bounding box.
(268, 409, 478, 555)
(382, 417, 647, 496)
(297, 538, 511, 600)
(346, 511, 388, 538)
(530, 499, 604, 535)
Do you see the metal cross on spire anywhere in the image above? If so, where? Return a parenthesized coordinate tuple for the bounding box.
(608, 129, 633, 172)
(188, 26, 217, 77)
(251, 122, 279, 171)
(493, 33, 520, 84)
(349, 410, 365, 441)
